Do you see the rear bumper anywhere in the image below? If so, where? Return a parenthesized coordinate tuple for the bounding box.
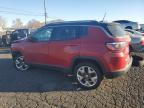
(105, 56, 133, 79)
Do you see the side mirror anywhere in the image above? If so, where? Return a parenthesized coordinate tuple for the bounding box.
(28, 36, 38, 42)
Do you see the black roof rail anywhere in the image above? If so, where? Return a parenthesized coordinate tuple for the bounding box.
(45, 20, 100, 26)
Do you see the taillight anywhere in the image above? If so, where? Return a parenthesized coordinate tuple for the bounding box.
(140, 40, 144, 45)
(106, 42, 128, 51)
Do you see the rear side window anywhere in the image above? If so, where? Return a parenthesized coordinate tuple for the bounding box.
(51, 26, 79, 41)
(106, 23, 126, 37)
(79, 26, 88, 37)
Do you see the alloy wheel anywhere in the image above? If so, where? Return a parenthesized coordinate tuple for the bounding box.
(15, 56, 29, 71)
(77, 66, 98, 87)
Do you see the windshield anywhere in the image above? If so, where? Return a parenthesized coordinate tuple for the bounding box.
(106, 23, 126, 37)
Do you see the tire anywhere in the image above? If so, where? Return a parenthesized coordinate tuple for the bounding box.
(74, 62, 103, 90)
(13, 55, 30, 71)
(132, 55, 144, 67)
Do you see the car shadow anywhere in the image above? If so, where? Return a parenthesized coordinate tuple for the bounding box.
(0, 58, 80, 93)
(0, 48, 83, 92)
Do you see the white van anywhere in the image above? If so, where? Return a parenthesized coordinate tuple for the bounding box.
(114, 20, 141, 30)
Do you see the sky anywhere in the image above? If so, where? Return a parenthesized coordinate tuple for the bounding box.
(0, 0, 144, 27)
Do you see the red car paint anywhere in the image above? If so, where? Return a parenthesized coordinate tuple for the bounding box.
(11, 21, 132, 78)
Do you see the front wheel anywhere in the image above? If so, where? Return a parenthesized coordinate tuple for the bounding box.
(14, 55, 30, 71)
(74, 62, 103, 89)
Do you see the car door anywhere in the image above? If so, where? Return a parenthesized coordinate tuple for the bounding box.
(24, 27, 53, 64)
(48, 26, 81, 68)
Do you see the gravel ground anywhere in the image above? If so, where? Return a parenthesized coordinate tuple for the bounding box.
(0, 48, 144, 108)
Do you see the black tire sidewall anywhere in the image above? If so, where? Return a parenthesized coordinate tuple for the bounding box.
(74, 62, 103, 90)
(13, 55, 30, 71)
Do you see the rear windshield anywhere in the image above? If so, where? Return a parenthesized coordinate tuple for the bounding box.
(106, 23, 126, 37)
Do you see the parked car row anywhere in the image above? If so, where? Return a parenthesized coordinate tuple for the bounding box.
(11, 20, 133, 89)
(125, 29, 144, 52)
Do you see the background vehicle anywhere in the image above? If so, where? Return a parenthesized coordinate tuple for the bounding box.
(1, 31, 12, 47)
(126, 29, 144, 36)
(10, 28, 37, 44)
(125, 29, 144, 52)
(11, 20, 132, 89)
(0, 36, 2, 47)
(140, 24, 144, 31)
(114, 20, 141, 30)
(10, 29, 29, 43)
(139, 24, 144, 35)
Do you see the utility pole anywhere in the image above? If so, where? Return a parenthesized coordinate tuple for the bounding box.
(44, 0, 47, 25)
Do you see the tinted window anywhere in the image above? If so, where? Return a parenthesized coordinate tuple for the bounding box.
(32, 27, 53, 41)
(114, 20, 129, 23)
(12, 30, 19, 34)
(79, 26, 88, 37)
(51, 26, 79, 41)
(106, 23, 126, 37)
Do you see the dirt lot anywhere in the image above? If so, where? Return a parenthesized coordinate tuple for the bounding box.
(0, 47, 144, 108)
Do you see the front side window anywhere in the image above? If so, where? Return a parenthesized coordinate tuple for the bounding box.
(32, 27, 53, 41)
(51, 26, 78, 41)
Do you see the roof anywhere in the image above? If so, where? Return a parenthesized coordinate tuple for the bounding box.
(45, 20, 100, 26)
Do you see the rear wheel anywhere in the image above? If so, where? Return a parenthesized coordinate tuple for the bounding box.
(74, 62, 103, 89)
(14, 55, 30, 71)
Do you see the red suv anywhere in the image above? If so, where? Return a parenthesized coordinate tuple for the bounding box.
(11, 21, 132, 89)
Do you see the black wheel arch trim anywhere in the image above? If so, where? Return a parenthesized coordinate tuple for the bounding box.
(11, 50, 23, 59)
(70, 56, 106, 74)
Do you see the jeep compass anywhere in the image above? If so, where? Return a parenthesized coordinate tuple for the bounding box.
(11, 20, 132, 89)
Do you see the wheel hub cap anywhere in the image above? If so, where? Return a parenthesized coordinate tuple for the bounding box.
(15, 56, 29, 71)
(77, 66, 98, 87)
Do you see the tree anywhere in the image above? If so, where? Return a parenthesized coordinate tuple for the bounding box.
(27, 19, 43, 29)
(12, 18, 23, 29)
(0, 16, 7, 30)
